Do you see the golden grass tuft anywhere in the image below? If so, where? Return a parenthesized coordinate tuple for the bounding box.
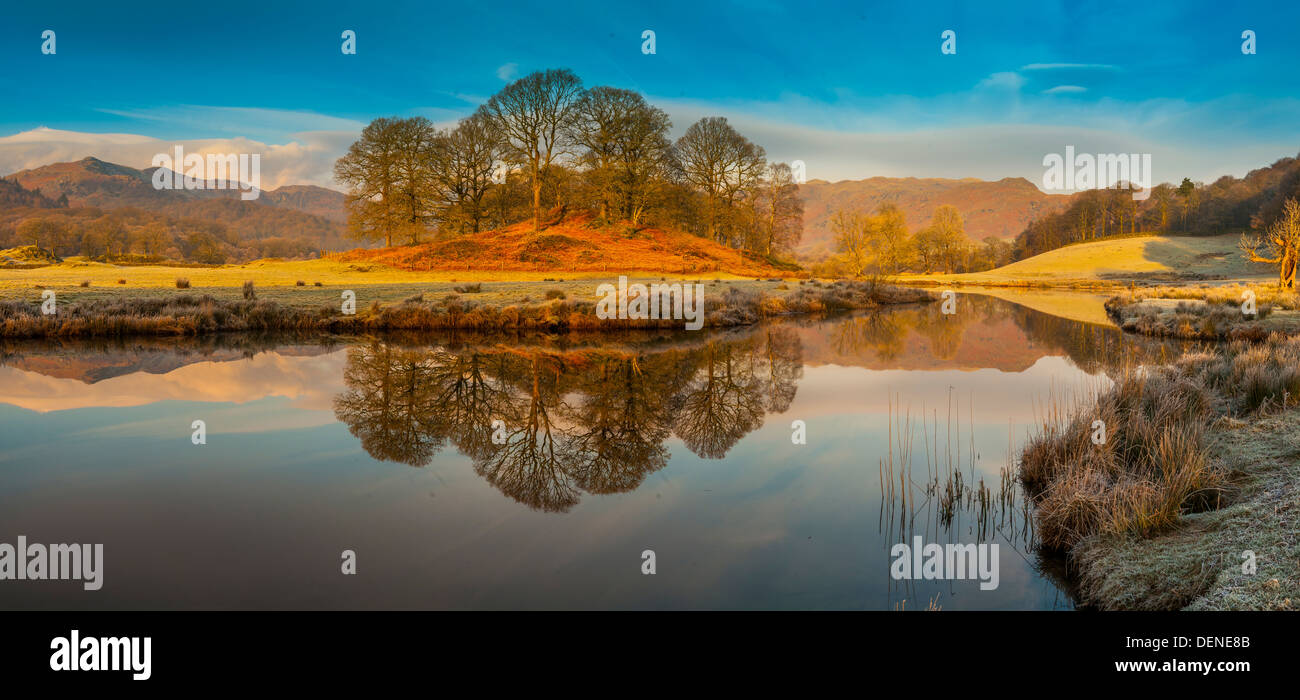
(1020, 369, 1223, 551)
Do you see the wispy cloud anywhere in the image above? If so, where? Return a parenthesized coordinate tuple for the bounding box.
(1020, 63, 1121, 72)
(495, 62, 519, 82)
(1042, 85, 1087, 95)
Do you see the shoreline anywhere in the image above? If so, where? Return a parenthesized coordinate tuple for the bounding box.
(0, 279, 935, 339)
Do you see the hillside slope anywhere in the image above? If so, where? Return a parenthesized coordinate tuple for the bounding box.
(906, 233, 1274, 285)
(799, 176, 1071, 253)
(332, 215, 796, 277)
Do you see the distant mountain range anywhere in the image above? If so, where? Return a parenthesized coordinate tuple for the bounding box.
(798, 176, 1071, 253)
(5, 156, 347, 221)
(3, 157, 1071, 258)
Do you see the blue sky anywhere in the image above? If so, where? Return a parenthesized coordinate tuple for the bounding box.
(1, 0, 1298, 188)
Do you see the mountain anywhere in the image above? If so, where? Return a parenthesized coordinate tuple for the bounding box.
(798, 176, 1071, 253)
(0, 177, 58, 208)
(6, 157, 346, 220)
(1, 157, 350, 256)
(259, 185, 347, 222)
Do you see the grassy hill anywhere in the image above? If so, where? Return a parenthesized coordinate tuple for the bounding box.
(331, 214, 797, 277)
(904, 233, 1275, 287)
(0, 245, 61, 267)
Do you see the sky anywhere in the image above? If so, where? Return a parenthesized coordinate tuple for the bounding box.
(1, 0, 1298, 190)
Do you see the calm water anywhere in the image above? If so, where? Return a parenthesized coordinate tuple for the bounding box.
(0, 293, 1180, 610)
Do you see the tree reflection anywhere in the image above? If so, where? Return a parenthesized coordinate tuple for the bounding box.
(334, 343, 444, 466)
(333, 329, 804, 510)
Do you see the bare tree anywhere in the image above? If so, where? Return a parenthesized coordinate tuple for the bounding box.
(754, 163, 804, 255)
(572, 86, 674, 224)
(675, 117, 766, 246)
(430, 112, 504, 234)
(334, 117, 404, 246)
(830, 209, 872, 277)
(480, 69, 586, 232)
(1241, 197, 1300, 289)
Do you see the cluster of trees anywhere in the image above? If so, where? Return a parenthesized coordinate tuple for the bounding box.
(825, 203, 1012, 276)
(0, 206, 335, 263)
(1014, 154, 1300, 262)
(334, 68, 803, 257)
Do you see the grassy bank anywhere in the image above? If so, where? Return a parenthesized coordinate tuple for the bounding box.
(1019, 334, 1300, 609)
(1105, 284, 1300, 340)
(0, 278, 933, 339)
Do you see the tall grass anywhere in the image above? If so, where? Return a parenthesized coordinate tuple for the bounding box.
(1019, 368, 1223, 551)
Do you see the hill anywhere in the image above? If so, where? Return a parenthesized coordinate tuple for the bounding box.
(905, 233, 1273, 286)
(1013, 153, 1300, 259)
(259, 185, 346, 222)
(332, 214, 796, 277)
(0, 244, 60, 267)
(799, 176, 1070, 253)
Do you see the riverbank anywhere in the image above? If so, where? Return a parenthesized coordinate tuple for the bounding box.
(0, 278, 934, 338)
(1019, 333, 1300, 609)
(1104, 284, 1300, 340)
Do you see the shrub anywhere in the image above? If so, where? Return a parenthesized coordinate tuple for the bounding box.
(242, 281, 256, 300)
(176, 278, 190, 289)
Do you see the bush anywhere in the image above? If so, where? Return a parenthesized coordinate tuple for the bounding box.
(545, 289, 566, 300)
(176, 278, 190, 289)
(242, 281, 256, 300)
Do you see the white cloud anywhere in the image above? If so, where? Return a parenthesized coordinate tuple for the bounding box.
(495, 62, 518, 81)
(976, 71, 1027, 91)
(1042, 85, 1087, 94)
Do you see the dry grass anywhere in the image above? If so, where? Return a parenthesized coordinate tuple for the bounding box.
(328, 213, 799, 277)
(1106, 286, 1300, 340)
(1021, 333, 1300, 608)
(0, 280, 934, 339)
(1020, 369, 1222, 552)
(1071, 407, 1300, 610)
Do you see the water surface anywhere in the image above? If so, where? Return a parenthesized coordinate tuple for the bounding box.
(0, 293, 1183, 610)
